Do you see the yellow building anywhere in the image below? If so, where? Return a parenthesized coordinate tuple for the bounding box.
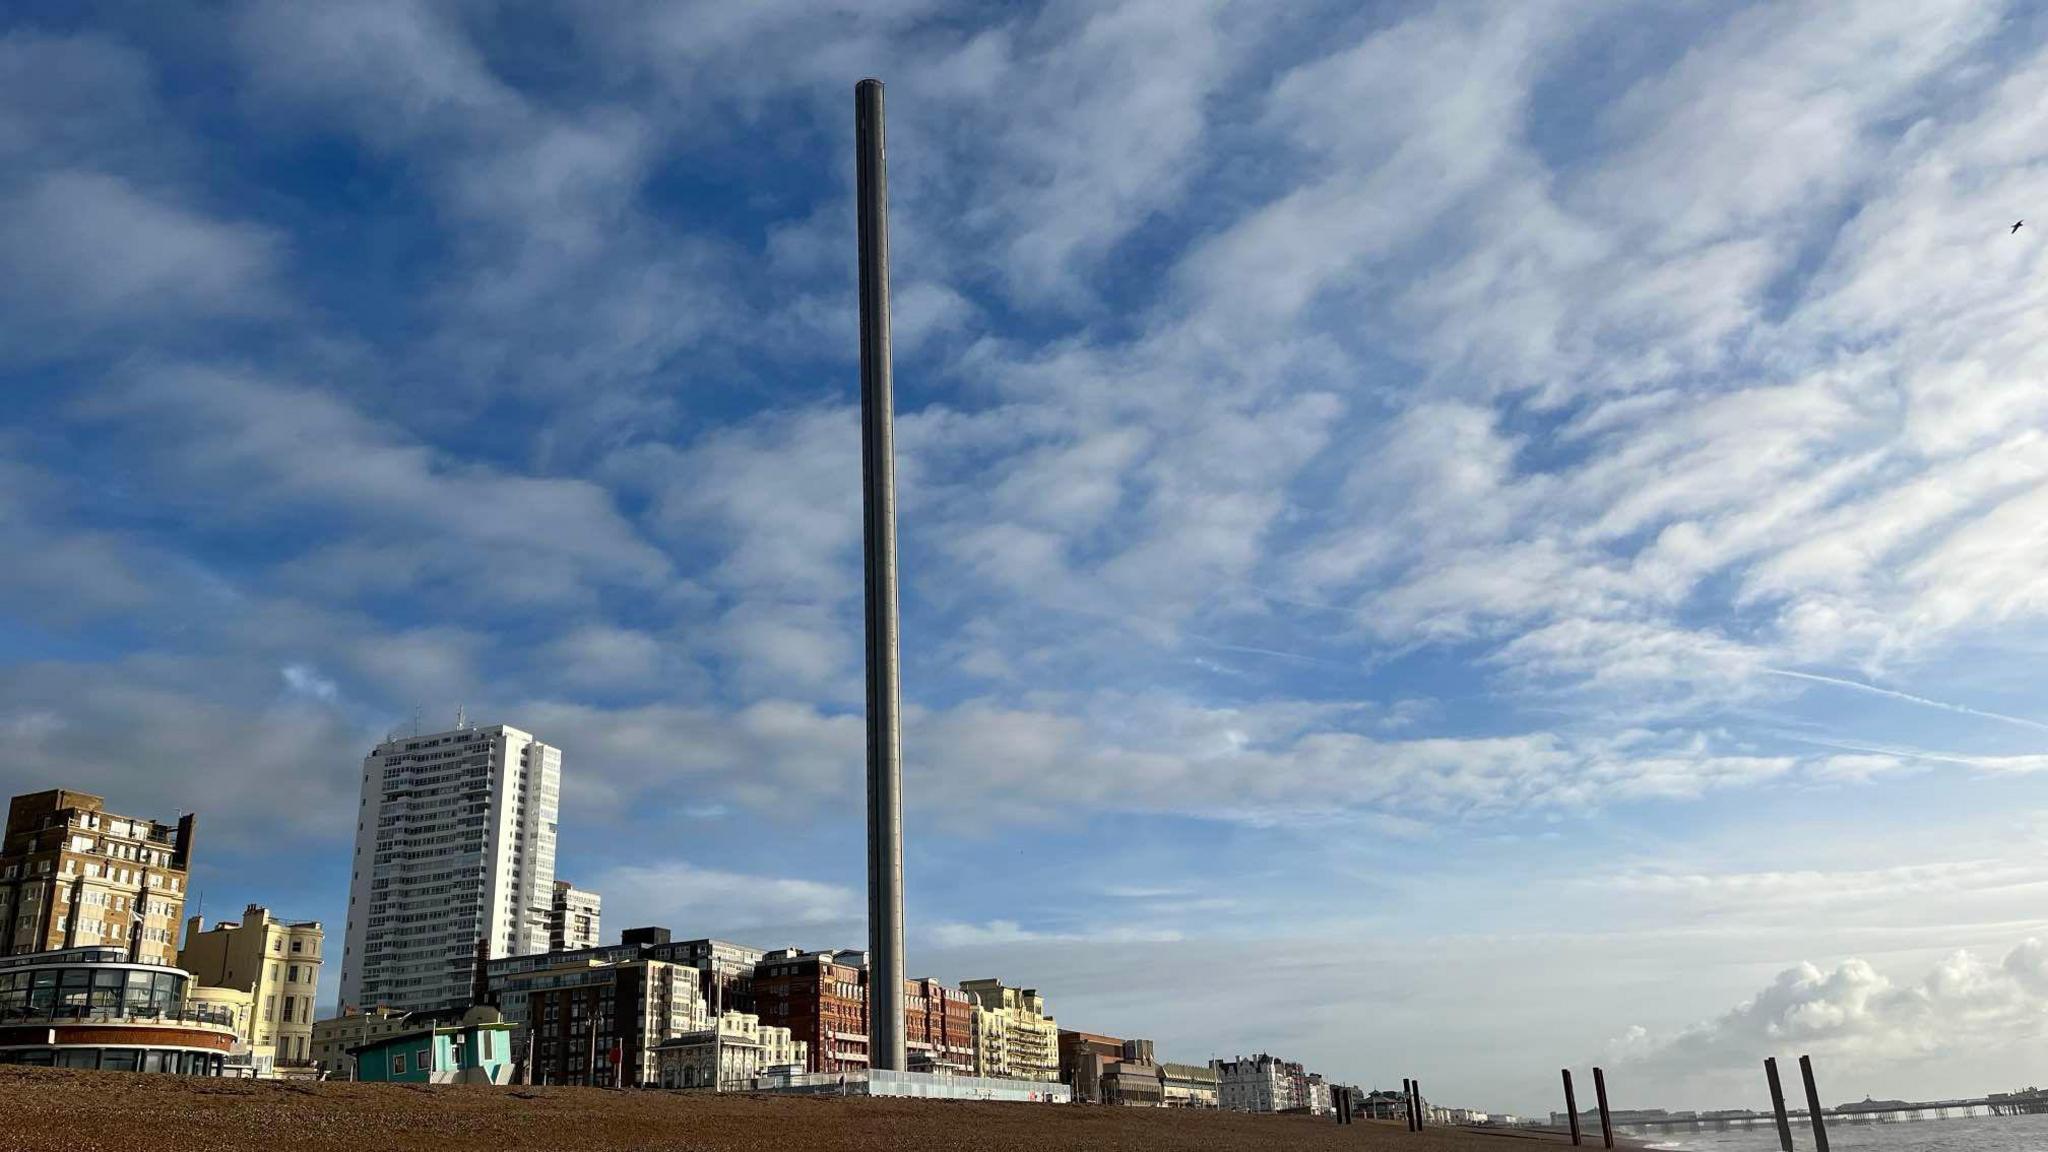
(960, 979, 1058, 1082)
(178, 904, 324, 1070)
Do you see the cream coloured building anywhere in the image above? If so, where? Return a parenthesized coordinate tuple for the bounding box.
(188, 985, 261, 1075)
(960, 978, 1058, 1082)
(178, 905, 324, 1069)
(310, 1005, 418, 1078)
(653, 1010, 808, 1090)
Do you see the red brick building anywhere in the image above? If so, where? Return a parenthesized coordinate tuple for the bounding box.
(905, 976, 973, 1074)
(752, 949, 869, 1073)
(751, 951, 975, 1075)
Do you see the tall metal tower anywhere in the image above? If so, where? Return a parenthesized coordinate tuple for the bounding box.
(855, 77, 907, 1074)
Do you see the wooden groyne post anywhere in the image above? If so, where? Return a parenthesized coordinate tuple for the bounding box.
(1799, 1055, 1832, 1152)
(1764, 1057, 1794, 1151)
(1562, 1069, 1582, 1146)
(1593, 1067, 1614, 1149)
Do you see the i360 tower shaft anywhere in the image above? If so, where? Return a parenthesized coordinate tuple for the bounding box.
(854, 76, 907, 1075)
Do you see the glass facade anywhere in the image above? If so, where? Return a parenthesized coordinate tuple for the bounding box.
(0, 948, 234, 1076)
(0, 964, 189, 1020)
(0, 1047, 225, 1075)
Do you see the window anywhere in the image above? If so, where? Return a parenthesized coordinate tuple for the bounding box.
(287, 965, 298, 983)
(392, 1051, 407, 1075)
(291, 940, 303, 954)
(266, 996, 275, 1021)
(417, 1048, 431, 1073)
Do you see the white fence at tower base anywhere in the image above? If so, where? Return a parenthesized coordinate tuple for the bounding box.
(754, 1068, 1071, 1103)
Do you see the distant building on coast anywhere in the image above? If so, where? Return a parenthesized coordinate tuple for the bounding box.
(1213, 1052, 1330, 1114)
(0, 789, 194, 966)
(179, 904, 324, 1070)
(547, 881, 601, 953)
(1162, 1061, 1220, 1107)
(339, 722, 563, 1015)
(1058, 1030, 1168, 1105)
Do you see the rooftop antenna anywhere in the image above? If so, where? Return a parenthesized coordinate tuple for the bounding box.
(455, 703, 467, 730)
(412, 706, 421, 736)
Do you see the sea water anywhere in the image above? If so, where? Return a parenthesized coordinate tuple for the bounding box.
(1640, 1111, 2048, 1152)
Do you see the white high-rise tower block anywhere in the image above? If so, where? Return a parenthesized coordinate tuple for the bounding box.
(338, 723, 561, 1014)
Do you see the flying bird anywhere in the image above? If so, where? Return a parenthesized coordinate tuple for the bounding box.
(2014, 220, 2025, 234)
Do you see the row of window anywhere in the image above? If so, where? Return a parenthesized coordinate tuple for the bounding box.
(0, 1047, 225, 1075)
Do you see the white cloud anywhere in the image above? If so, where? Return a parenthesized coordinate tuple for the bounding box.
(591, 861, 861, 944)
(0, 171, 278, 328)
(81, 365, 672, 607)
(280, 664, 340, 702)
(1622, 938, 2048, 1079)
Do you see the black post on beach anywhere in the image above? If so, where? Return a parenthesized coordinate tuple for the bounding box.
(1593, 1067, 1615, 1149)
(1764, 1058, 1794, 1152)
(1799, 1055, 1832, 1152)
(1413, 1079, 1427, 1130)
(1403, 1078, 1417, 1131)
(1561, 1069, 1583, 1146)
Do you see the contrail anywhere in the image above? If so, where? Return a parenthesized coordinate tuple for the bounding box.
(1764, 668, 2048, 734)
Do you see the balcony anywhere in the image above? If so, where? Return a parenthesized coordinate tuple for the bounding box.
(0, 1001, 238, 1030)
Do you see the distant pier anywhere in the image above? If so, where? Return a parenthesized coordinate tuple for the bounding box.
(1564, 1089, 2048, 1134)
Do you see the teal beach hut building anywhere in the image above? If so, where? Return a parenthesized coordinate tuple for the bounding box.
(348, 1006, 516, 1085)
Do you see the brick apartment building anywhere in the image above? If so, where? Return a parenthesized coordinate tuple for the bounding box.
(521, 953, 706, 1087)
(904, 976, 974, 1074)
(753, 949, 868, 1073)
(751, 951, 974, 1075)
(1060, 1030, 1162, 1104)
(0, 790, 195, 965)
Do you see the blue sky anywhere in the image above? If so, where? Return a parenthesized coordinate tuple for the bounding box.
(6, 0, 2048, 1115)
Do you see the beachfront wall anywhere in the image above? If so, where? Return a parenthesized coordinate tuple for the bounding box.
(757, 1068, 1072, 1102)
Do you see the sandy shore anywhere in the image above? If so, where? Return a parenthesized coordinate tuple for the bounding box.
(0, 1067, 1645, 1152)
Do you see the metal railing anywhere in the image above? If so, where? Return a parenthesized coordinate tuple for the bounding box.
(0, 1002, 237, 1029)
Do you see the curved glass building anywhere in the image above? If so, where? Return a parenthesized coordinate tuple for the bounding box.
(0, 947, 238, 1073)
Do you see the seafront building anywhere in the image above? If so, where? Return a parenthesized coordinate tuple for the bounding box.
(347, 1006, 516, 1084)
(339, 722, 563, 1014)
(0, 789, 194, 965)
(0, 945, 237, 1073)
(1059, 1031, 1168, 1104)
(653, 1009, 808, 1090)
(1214, 1052, 1326, 1113)
(750, 948, 974, 1075)
(514, 946, 707, 1087)
(905, 976, 975, 1074)
(752, 947, 869, 1073)
(1162, 1061, 1220, 1107)
(178, 904, 323, 1070)
(547, 881, 601, 952)
(311, 1005, 464, 1078)
(960, 978, 1058, 1082)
